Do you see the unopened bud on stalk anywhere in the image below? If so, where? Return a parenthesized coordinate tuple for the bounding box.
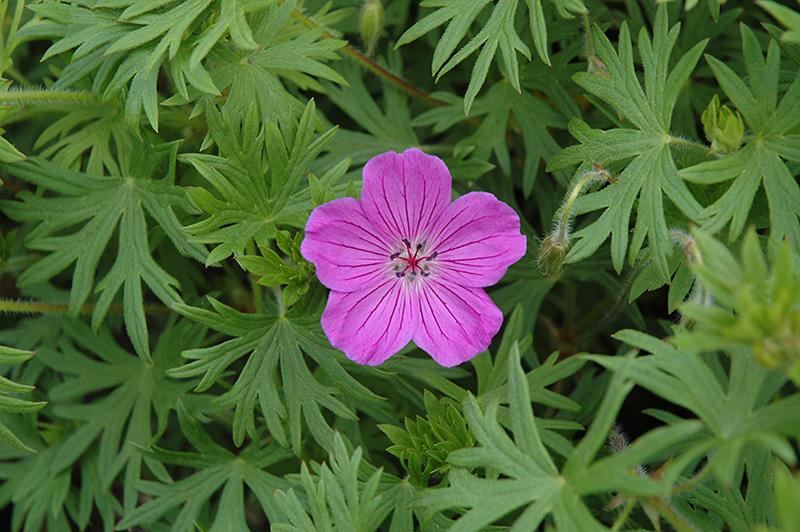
(669, 229, 702, 267)
(537, 233, 569, 278)
(537, 163, 615, 277)
(670, 228, 712, 315)
(701, 95, 744, 153)
(359, 0, 384, 57)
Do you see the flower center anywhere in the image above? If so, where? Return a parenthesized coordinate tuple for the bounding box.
(389, 238, 438, 279)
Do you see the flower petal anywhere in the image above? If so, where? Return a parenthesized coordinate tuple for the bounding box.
(301, 197, 391, 291)
(361, 148, 451, 243)
(412, 280, 503, 367)
(321, 281, 418, 366)
(427, 192, 527, 287)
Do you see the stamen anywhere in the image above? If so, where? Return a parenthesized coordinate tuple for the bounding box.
(390, 238, 437, 281)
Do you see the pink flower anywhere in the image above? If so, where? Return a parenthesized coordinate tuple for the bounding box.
(301, 148, 527, 367)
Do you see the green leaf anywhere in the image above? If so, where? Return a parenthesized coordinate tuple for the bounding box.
(413, 82, 567, 196)
(182, 100, 335, 265)
(207, 0, 346, 128)
(26, 0, 342, 131)
(418, 338, 675, 530)
(0, 345, 44, 453)
(759, 1, 800, 43)
(396, 0, 532, 114)
(0, 146, 206, 359)
(378, 390, 474, 486)
(673, 228, 800, 383)
(34, 317, 204, 514)
(118, 402, 291, 530)
(274, 433, 389, 531)
(595, 330, 800, 487)
(170, 296, 381, 452)
(548, 7, 707, 280)
(771, 465, 800, 531)
(680, 27, 800, 246)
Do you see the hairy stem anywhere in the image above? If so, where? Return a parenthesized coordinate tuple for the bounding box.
(647, 498, 696, 532)
(0, 298, 170, 316)
(0, 90, 99, 107)
(552, 165, 614, 249)
(291, 9, 445, 108)
(582, 12, 594, 61)
(672, 462, 712, 495)
(667, 135, 714, 156)
(246, 241, 264, 314)
(610, 499, 636, 532)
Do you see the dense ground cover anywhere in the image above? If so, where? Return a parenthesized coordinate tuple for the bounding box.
(0, 0, 799, 530)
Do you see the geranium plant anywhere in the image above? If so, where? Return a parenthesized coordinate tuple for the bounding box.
(0, 0, 798, 530)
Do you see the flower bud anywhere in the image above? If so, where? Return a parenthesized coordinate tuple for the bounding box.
(587, 56, 611, 79)
(669, 229, 701, 266)
(537, 164, 615, 278)
(701, 95, 744, 153)
(359, 0, 384, 57)
(537, 231, 569, 278)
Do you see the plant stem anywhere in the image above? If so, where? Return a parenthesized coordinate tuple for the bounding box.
(556, 167, 610, 243)
(290, 8, 445, 108)
(610, 499, 636, 532)
(556, 164, 615, 243)
(667, 135, 713, 155)
(672, 462, 712, 495)
(0, 90, 99, 107)
(0, 298, 170, 316)
(272, 287, 285, 317)
(582, 12, 594, 61)
(245, 241, 264, 314)
(647, 498, 696, 532)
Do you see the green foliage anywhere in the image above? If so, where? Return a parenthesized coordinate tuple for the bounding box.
(182, 100, 335, 265)
(0, 145, 205, 359)
(379, 390, 474, 486)
(169, 296, 380, 452)
(397, 0, 585, 113)
(679, 26, 800, 248)
(701, 94, 744, 154)
(764, 466, 800, 532)
(421, 344, 701, 531)
(591, 331, 799, 489)
(118, 402, 291, 531)
(0, 1, 798, 530)
(673, 229, 800, 384)
(274, 432, 386, 531)
(759, 1, 800, 43)
(548, 7, 707, 280)
(0, 345, 44, 452)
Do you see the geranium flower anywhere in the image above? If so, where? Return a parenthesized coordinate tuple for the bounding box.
(301, 148, 526, 367)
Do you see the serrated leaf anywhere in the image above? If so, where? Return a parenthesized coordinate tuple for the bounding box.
(0, 147, 206, 359)
(170, 296, 381, 452)
(548, 7, 706, 281)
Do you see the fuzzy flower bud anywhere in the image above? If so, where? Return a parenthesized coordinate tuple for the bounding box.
(701, 95, 744, 153)
(537, 232, 569, 278)
(670, 228, 711, 321)
(359, 0, 384, 57)
(669, 229, 701, 266)
(538, 164, 615, 278)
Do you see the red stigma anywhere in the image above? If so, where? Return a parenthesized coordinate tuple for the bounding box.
(393, 239, 437, 278)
